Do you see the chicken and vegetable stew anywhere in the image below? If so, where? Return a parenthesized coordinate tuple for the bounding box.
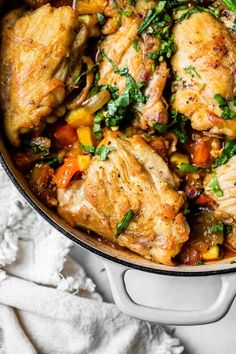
(1, 0, 236, 266)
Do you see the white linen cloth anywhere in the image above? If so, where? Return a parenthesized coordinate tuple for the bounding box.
(0, 166, 184, 354)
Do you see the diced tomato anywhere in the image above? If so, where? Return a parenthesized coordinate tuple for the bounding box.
(54, 157, 81, 189)
(192, 140, 210, 165)
(195, 194, 215, 207)
(54, 124, 77, 147)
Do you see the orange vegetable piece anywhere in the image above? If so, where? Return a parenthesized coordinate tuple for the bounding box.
(192, 140, 210, 165)
(54, 124, 77, 147)
(54, 157, 81, 189)
(196, 194, 215, 207)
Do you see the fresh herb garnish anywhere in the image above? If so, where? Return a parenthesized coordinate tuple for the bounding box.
(44, 155, 62, 167)
(230, 260, 236, 264)
(208, 222, 233, 237)
(214, 94, 236, 120)
(208, 172, 224, 198)
(97, 12, 105, 25)
(184, 65, 201, 79)
(96, 51, 147, 131)
(80, 143, 115, 161)
(153, 111, 188, 144)
(73, 63, 99, 85)
(196, 260, 205, 265)
(129, 0, 137, 5)
(212, 140, 236, 168)
(110, 0, 133, 16)
(132, 38, 140, 52)
(221, 0, 236, 15)
(137, 1, 166, 34)
(115, 210, 134, 239)
(178, 163, 199, 173)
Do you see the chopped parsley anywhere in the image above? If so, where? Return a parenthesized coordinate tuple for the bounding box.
(153, 111, 188, 144)
(137, 1, 176, 63)
(212, 140, 236, 168)
(208, 172, 224, 198)
(214, 94, 236, 120)
(44, 155, 62, 167)
(177, 163, 199, 173)
(221, 0, 236, 14)
(129, 0, 137, 6)
(97, 12, 105, 25)
(80, 143, 116, 161)
(73, 63, 98, 85)
(196, 260, 205, 265)
(132, 38, 140, 52)
(115, 210, 134, 239)
(184, 65, 201, 79)
(208, 222, 233, 237)
(110, 0, 133, 16)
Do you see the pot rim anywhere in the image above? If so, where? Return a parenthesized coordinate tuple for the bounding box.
(1, 153, 236, 277)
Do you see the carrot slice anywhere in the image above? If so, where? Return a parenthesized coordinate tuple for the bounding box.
(54, 124, 77, 147)
(192, 140, 210, 165)
(54, 157, 81, 189)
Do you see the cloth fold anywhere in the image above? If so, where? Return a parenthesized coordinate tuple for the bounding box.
(0, 166, 184, 354)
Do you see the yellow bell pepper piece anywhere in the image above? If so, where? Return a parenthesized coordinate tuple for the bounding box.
(66, 108, 94, 128)
(170, 152, 190, 166)
(202, 245, 220, 261)
(77, 126, 93, 147)
(77, 155, 91, 171)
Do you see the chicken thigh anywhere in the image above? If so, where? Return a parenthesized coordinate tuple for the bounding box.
(57, 131, 189, 265)
(98, 14, 169, 130)
(171, 12, 236, 138)
(0, 4, 83, 146)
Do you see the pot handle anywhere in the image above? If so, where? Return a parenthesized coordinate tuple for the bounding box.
(104, 261, 236, 325)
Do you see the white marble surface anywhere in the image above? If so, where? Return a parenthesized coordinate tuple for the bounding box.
(71, 245, 236, 354)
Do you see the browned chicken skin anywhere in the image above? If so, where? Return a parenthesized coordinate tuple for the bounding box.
(172, 12, 236, 138)
(0, 4, 82, 146)
(57, 131, 189, 265)
(98, 14, 169, 130)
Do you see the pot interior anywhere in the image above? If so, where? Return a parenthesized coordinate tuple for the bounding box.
(1, 133, 236, 276)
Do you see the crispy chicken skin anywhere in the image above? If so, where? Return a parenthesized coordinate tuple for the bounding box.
(171, 12, 236, 138)
(0, 4, 80, 146)
(98, 15, 169, 130)
(57, 132, 189, 265)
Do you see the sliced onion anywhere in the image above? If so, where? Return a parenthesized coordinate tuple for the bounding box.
(81, 89, 111, 114)
(66, 56, 95, 110)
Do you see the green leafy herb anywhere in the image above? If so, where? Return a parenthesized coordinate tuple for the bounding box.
(196, 260, 205, 265)
(80, 143, 115, 161)
(44, 155, 62, 167)
(153, 111, 188, 144)
(129, 0, 137, 5)
(110, 0, 133, 16)
(148, 34, 176, 62)
(184, 65, 201, 78)
(208, 222, 233, 237)
(230, 260, 236, 264)
(73, 63, 98, 85)
(209, 223, 224, 234)
(221, 0, 236, 15)
(208, 172, 224, 198)
(97, 12, 105, 25)
(212, 140, 236, 168)
(132, 38, 140, 52)
(214, 94, 236, 120)
(178, 163, 199, 173)
(93, 111, 104, 140)
(137, 1, 166, 34)
(115, 210, 134, 239)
